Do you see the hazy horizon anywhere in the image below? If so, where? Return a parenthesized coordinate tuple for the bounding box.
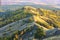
(1, 0, 60, 8)
(1, 0, 60, 5)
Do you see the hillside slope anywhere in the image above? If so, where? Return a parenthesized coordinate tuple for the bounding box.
(0, 6, 60, 40)
(0, 6, 60, 29)
(23, 6, 60, 29)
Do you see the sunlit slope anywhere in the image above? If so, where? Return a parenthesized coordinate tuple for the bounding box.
(39, 8, 60, 28)
(23, 6, 60, 29)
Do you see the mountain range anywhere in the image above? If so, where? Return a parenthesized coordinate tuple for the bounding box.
(0, 2, 60, 11)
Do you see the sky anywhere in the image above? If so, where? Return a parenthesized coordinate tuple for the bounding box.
(1, 0, 60, 5)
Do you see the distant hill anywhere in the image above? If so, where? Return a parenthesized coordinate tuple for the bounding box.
(57, 4, 60, 6)
(0, 2, 60, 11)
